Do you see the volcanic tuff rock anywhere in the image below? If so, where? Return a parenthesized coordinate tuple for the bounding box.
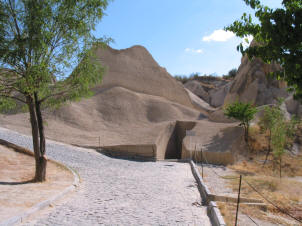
(0, 45, 206, 148)
(184, 77, 231, 108)
(184, 80, 210, 103)
(0, 45, 244, 162)
(95, 45, 194, 109)
(224, 55, 288, 106)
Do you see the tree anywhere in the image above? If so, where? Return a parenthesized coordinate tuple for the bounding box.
(223, 68, 237, 80)
(225, 0, 302, 99)
(224, 101, 258, 143)
(270, 113, 298, 178)
(259, 100, 299, 177)
(228, 68, 237, 78)
(259, 101, 284, 164)
(271, 116, 287, 178)
(0, 0, 111, 182)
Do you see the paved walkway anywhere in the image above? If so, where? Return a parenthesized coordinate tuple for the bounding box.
(0, 128, 211, 225)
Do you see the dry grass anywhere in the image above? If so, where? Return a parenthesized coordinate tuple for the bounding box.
(216, 125, 302, 225)
(248, 125, 269, 153)
(230, 153, 302, 177)
(237, 125, 302, 177)
(217, 202, 236, 226)
(224, 157, 302, 225)
(218, 172, 302, 225)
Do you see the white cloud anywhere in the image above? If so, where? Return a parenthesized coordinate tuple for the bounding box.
(242, 35, 254, 48)
(202, 29, 235, 42)
(185, 48, 203, 54)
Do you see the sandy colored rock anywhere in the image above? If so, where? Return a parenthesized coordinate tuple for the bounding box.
(209, 82, 232, 107)
(184, 80, 210, 103)
(96, 45, 194, 108)
(181, 120, 244, 165)
(0, 86, 203, 148)
(208, 109, 237, 123)
(285, 96, 302, 117)
(185, 88, 215, 113)
(0, 45, 240, 161)
(184, 77, 230, 108)
(224, 55, 288, 106)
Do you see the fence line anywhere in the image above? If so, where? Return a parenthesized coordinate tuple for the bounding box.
(243, 212, 259, 226)
(196, 147, 238, 180)
(243, 179, 302, 223)
(195, 146, 302, 224)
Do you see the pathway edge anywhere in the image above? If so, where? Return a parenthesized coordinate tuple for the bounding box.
(0, 139, 80, 226)
(189, 160, 226, 226)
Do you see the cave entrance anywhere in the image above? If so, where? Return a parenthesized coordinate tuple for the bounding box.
(164, 121, 196, 159)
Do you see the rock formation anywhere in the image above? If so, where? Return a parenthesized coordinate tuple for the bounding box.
(224, 55, 288, 106)
(184, 77, 231, 108)
(0, 45, 239, 164)
(96, 45, 194, 108)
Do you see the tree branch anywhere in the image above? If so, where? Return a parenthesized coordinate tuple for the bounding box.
(0, 94, 26, 104)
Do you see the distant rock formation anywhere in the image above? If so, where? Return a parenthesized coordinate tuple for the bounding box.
(184, 80, 210, 103)
(184, 77, 231, 108)
(224, 55, 288, 106)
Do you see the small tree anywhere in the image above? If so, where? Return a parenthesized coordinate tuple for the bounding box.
(259, 101, 284, 164)
(271, 118, 287, 178)
(224, 101, 257, 143)
(0, 0, 111, 182)
(259, 100, 300, 177)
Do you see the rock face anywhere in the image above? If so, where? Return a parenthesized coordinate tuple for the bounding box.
(0, 45, 247, 163)
(184, 77, 230, 108)
(96, 45, 194, 109)
(209, 82, 232, 107)
(224, 55, 288, 106)
(1, 45, 223, 161)
(285, 96, 302, 117)
(184, 80, 210, 103)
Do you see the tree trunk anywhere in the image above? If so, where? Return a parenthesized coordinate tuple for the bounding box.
(34, 93, 46, 156)
(264, 130, 272, 165)
(26, 95, 47, 182)
(244, 124, 249, 143)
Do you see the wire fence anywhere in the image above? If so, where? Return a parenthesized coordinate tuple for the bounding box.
(192, 146, 302, 225)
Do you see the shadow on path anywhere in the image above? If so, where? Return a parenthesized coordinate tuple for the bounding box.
(0, 179, 34, 185)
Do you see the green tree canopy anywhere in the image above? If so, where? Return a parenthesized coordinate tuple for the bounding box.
(0, 0, 111, 181)
(224, 101, 257, 143)
(225, 0, 302, 99)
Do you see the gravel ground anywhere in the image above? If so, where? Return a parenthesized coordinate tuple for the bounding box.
(0, 127, 211, 226)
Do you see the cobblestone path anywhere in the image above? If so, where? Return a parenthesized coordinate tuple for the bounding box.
(0, 127, 211, 225)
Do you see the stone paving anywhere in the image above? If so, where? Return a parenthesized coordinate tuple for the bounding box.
(0, 128, 211, 225)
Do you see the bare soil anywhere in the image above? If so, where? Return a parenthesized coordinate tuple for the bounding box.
(0, 145, 73, 222)
(199, 152, 302, 225)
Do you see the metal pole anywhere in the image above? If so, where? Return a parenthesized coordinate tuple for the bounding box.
(99, 136, 100, 148)
(235, 175, 242, 226)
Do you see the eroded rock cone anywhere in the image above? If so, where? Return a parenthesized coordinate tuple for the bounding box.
(224, 54, 288, 106)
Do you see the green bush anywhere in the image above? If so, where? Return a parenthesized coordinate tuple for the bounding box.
(224, 101, 257, 143)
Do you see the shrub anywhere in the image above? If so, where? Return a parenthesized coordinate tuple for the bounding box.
(224, 101, 257, 143)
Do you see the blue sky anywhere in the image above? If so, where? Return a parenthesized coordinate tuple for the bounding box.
(95, 0, 282, 76)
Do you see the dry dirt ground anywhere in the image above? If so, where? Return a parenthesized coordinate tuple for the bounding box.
(0, 145, 73, 222)
(198, 158, 302, 226)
